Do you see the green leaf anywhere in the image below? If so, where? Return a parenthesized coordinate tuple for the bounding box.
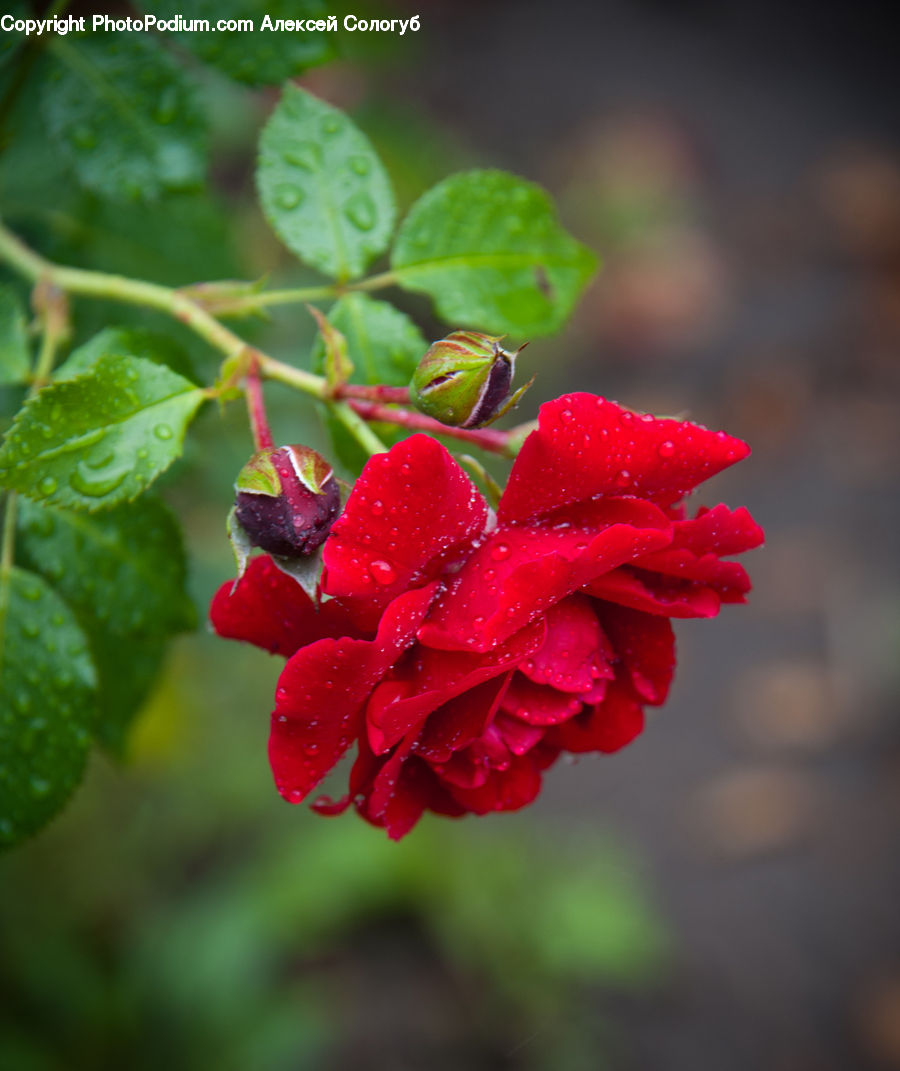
(16, 496, 194, 754)
(257, 86, 395, 281)
(144, 0, 335, 86)
(55, 326, 197, 383)
(312, 294, 427, 387)
(0, 355, 205, 510)
(91, 634, 167, 755)
(42, 34, 207, 202)
(16, 496, 194, 638)
(0, 566, 96, 848)
(391, 170, 597, 337)
(0, 286, 30, 386)
(14, 499, 192, 758)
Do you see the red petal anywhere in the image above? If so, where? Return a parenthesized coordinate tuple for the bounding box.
(359, 736, 466, 839)
(596, 603, 676, 704)
(415, 674, 513, 763)
(494, 714, 546, 756)
(447, 754, 544, 814)
(627, 503, 763, 605)
(322, 434, 487, 610)
(500, 674, 584, 725)
(210, 555, 356, 656)
(418, 498, 672, 652)
(671, 503, 764, 556)
(551, 675, 645, 754)
(365, 620, 544, 755)
(500, 394, 751, 524)
(268, 583, 438, 804)
(585, 566, 722, 618)
(520, 593, 614, 693)
(631, 548, 753, 603)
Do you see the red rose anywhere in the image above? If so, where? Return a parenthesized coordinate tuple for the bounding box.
(211, 393, 763, 838)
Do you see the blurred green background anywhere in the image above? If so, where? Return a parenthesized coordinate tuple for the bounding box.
(2, 1, 899, 1068)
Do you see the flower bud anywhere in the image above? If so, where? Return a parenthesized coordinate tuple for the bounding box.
(233, 445, 340, 559)
(410, 330, 529, 428)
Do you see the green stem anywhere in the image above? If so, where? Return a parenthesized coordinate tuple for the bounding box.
(0, 492, 16, 579)
(0, 221, 519, 458)
(329, 402, 387, 456)
(229, 284, 339, 311)
(348, 270, 399, 293)
(254, 352, 326, 400)
(32, 330, 59, 389)
(0, 219, 247, 362)
(207, 271, 396, 316)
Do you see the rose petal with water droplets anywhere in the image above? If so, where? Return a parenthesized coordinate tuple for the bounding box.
(549, 674, 645, 754)
(210, 555, 359, 656)
(520, 593, 614, 692)
(596, 603, 676, 704)
(366, 620, 543, 754)
(584, 566, 722, 618)
(322, 434, 487, 609)
(418, 498, 672, 652)
(268, 583, 438, 803)
(500, 393, 751, 524)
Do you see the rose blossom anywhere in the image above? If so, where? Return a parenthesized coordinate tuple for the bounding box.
(211, 393, 763, 838)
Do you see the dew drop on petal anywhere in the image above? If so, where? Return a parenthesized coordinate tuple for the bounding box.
(369, 559, 397, 585)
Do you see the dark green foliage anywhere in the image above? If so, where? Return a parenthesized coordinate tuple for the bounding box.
(42, 34, 207, 202)
(144, 0, 335, 86)
(0, 567, 97, 847)
(16, 496, 195, 754)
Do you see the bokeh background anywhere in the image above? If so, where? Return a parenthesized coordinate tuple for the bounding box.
(2, 1, 899, 1068)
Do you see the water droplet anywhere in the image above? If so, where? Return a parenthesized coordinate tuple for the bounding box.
(349, 155, 371, 175)
(84, 449, 115, 471)
(153, 423, 173, 440)
(343, 192, 376, 231)
(283, 141, 321, 170)
(320, 115, 342, 136)
(369, 559, 397, 585)
(371, 499, 384, 516)
(615, 469, 632, 487)
(29, 776, 51, 798)
(38, 476, 57, 496)
(70, 462, 128, 498)
(275, 184, 304, 210)
(490, 542, 510, 561)
(658, 440, 676, 458)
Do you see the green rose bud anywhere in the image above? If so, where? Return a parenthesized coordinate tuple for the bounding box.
(409, 330, 530, 428)
(233, 445, 340, 559)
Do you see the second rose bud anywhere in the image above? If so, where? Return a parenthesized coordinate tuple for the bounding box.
(409, 330, 530, 429)
(234, 445, 340, 559)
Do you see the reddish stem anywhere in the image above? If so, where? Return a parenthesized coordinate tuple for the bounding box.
(337, 383, 411, 404)
(245, 361, 274, 451)
(347, 400, 513, 455)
